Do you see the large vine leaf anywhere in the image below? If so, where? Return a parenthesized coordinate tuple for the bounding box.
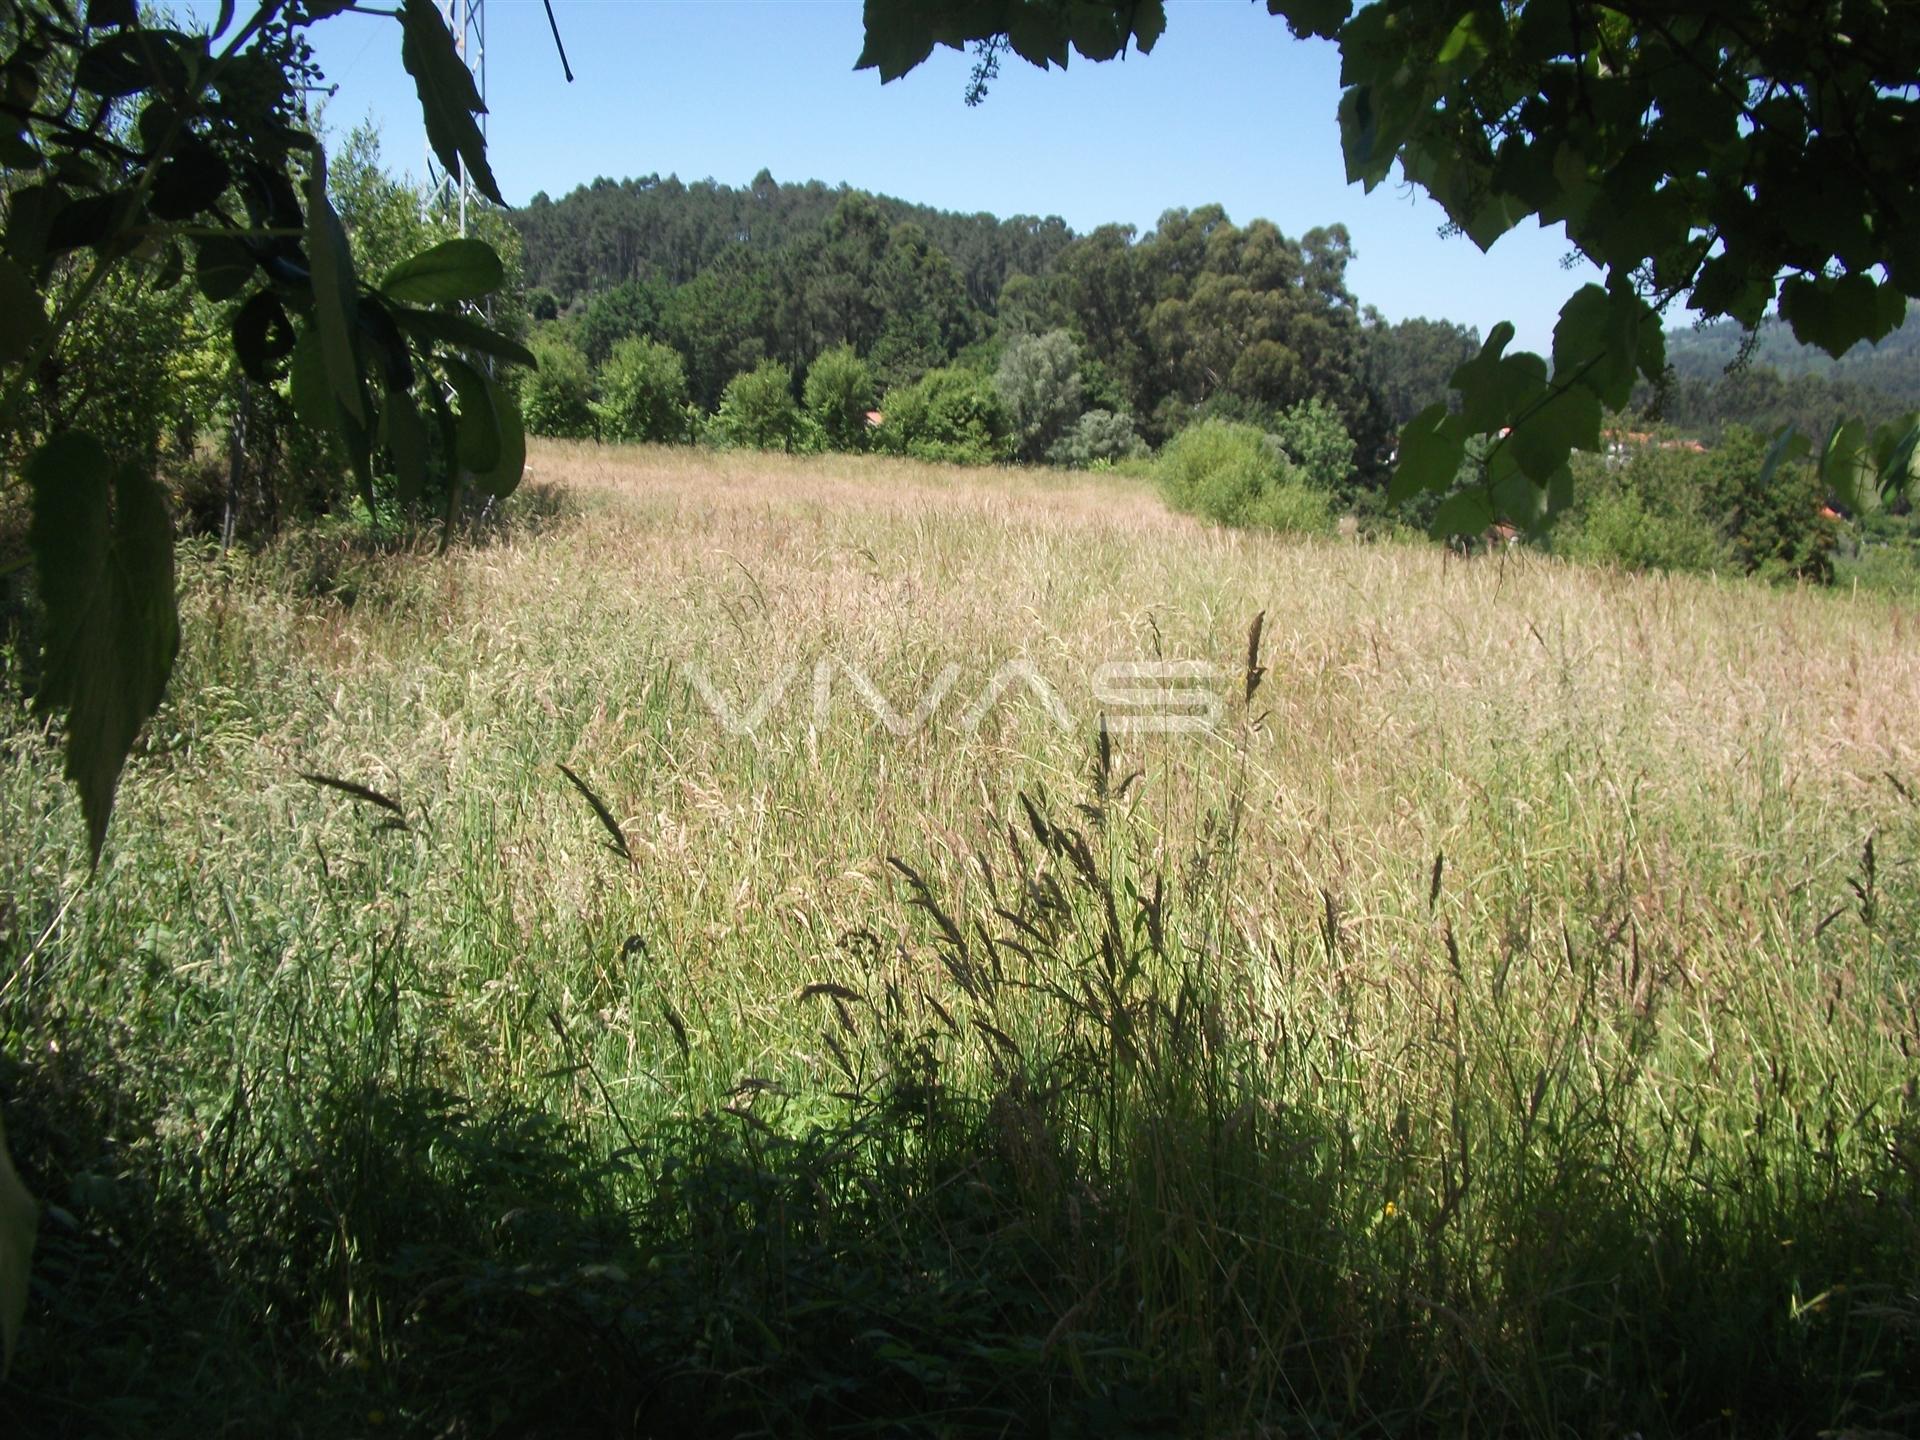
(1390, 402, 1467, 502)
(28, 433, 181, 860)
(1267, 0, 1351, 41)
(1431, 486, 1493, 539)
(1551, 283, 1652, 413)
(856, 0, 1165, 80)
(854, 0, 942, 82)
(0, 1111, 33, 1379)
(1778, 272, 1908, 359)
(1508, 379, 1601, 482)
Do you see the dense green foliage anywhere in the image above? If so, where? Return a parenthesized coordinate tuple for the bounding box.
(993, 328, 1082, 463)
(1363, 313, 1481, 425)
(515, 167, 1073, 315)
(1, 0, 533, 861)
(1558, 429, 1840, 582)
(802, 342, 877, 452)
(519, 335, 596, 440)
(1046, 407, 1145, 468)
(862, 0, 1920, 535)
(873, 365, 1009, 465)
(1156, 419, 1331, 534)
(1269, 396, 1358, 498)
(593, 337, 690, 445)
(513, 177, 1388, 464)
(711, 360, 813, 453)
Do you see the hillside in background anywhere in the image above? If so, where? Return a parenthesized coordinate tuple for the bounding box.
(514, 169, 1077, 315)
(507, 171, 1916, 465)
(1644, 314, 1920, 440)
(508, 170, 1420, 455)
(1664, 314, 1920, 395)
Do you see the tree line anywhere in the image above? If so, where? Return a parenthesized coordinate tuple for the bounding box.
(507, 171, 1499, 484)
(506, 167, 1919, 566)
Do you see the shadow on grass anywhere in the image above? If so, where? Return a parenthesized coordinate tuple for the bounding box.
(3, 998, 1917, 1439)
(242, 478, 580, 611)
(4, 783, 1918, 1435)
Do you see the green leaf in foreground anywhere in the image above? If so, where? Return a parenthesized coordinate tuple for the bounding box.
(854, 0, 943, 82)
(1757, 424, 1814, 499)
(1551, 283, 1646, 413)
(1390, 403, 1465, 502)
(392, 305, 538, 369)
(399, 0, 502, 205)
(1778, 272, 1908, 359)
(288, 326, 335, 435)
(28, 432, 181, 859)
(441, 354, 501, 475)
(1823, 417, 1875, 516)
(1508, 378, 1602, 483)
(382, 387, 430, 504)
(472, 376, 526, 498)
(304, 150, 365, 427)
(0, 1111, 34, 1378)
(1430, 486, 1493, 540)
(380, 237, 504, 305)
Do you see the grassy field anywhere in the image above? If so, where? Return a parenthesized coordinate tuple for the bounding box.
(4, 439, 1920, 1435)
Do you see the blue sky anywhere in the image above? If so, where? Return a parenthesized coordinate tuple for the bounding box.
(242, 0, 1601, 352)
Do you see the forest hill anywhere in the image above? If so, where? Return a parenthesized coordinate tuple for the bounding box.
(509, 170, 1919, 474)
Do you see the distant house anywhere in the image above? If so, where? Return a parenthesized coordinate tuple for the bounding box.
(864, 410, 884, 429)
(1605, 429, 1709, 463)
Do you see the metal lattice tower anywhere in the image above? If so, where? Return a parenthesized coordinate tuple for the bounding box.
(424, 0, 485, 237)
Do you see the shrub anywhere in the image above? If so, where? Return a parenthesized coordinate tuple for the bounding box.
(521, 337, 597, 440)
(1047, 409, 1147, 468)
(1700, 426, 1839, 583)
(1268, 397, 1357, 496)
(803, 346, 877, 451)
(593, 338, 691, 445)
(1558, 484, 1728, 573)
(1556, 432, 1837, 583)
(712, 361, 818, 453)
(1157, 419, 1330, 534)
(995, 329, 1083, 463)
(876, 368, 1011, 466)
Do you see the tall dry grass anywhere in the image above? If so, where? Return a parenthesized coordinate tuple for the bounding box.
(3, 438, 1917, 1435)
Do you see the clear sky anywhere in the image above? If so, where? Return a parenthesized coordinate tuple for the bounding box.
(244, 0, 1602, 352)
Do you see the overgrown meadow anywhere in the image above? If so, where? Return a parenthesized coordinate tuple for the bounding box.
(4, 441, 1919, 1435)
